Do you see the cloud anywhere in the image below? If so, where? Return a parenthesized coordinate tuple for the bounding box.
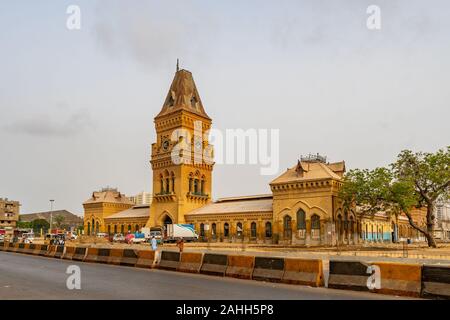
(92, 0, 216, 69)
(3, 109, 94, 138)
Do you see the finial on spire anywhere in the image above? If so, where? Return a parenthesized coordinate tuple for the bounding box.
(176, 58, 179, 72)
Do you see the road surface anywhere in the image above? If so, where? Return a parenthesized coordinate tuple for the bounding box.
(0, 251, 411, 300)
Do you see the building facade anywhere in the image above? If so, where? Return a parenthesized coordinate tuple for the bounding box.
(0, 198, 20, 235)
(83, 188, 134, 235)
(434, 199, 450, 241)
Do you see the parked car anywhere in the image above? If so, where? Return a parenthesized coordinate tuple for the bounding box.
(125, 233, 135, 244)
(22, 232, 35, 244)
(0, 234, 4, 243)
(113, 233, 125, 243)
(96, 233, 109, 238)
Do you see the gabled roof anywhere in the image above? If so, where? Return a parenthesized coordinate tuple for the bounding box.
(83, 189, 134, 205)
(156, 69, 211, 120)
(185, 195, 273, 216)
(270, 160, 345, 185)
(104, 205, 150, 220)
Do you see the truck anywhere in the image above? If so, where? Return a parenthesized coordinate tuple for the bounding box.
(164, 224, 198, 243)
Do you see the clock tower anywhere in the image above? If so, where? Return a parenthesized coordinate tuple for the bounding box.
(147, 68, 214, 228)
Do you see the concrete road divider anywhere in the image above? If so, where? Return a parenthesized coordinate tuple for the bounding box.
(282, 258, 324, 287)
(158, 251, 180, 270)
(120, 249, 139, 267)
(178, 252, 203, 273)
(45, 245, 57, 258)
(421, 265, 450, 299)
(7, 243, 17, 253)
(38, 245, 48, 256)
(372, 262, 421, 297)
(328, 260, 371, 291)
(252, 257, 284, 282)
(108, 249, 124, 265)
(53, 245, 65, 258)
(63, 246, 75, 260)
(21, 243, 33, 255)
(85, 247, 99, 263)
(30, 244, 41, 255)
(97, 248, 111, 264)
(136, 250, 156, 269)
(225, 255, 255, 280)
(72, 247, 88, 261)
(200, 253, 228, 276)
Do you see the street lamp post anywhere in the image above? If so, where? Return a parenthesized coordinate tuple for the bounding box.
(49, 199, 55, 234)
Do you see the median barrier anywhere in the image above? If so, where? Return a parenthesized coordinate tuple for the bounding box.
(62, 246, 76, 260)
(45, 245, 57, 258)
(200, 253, 228, 276)
(84, 247, 99, 263)
(96, 248, 111, 264)
(178, 252, 203, 273)
(282, 258, 324, 287)
(158, 251, 180, 270)
(252, 257, 284, 282)
(372, 262, 422, 297)
(121, 249, 139, 267)
(225, 255, 255, 280)
(30, 244, 40, 255)
(72, 247, 88, 261)
(0, 243, 6, 251)
(108, 248, 124, 265)
(7, 243, 16, 252)
(19, 243, 31, 254)
(421, 265, 450, 299)
(136, 250, 156, 269)
(38, 244, 49, 256)
(54, 245, 65, 258)
(328, 260, 371, 291)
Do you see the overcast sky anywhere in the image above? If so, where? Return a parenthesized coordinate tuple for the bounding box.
(1, 0, 449, 216)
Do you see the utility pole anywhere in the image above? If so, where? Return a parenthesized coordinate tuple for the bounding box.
(49, 199, 55, 234)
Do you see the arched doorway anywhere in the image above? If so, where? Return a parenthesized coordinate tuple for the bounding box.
(162, 215, 173, 238)
(283, 215, 292, 239)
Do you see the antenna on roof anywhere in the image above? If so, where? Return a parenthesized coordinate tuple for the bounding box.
(176, 58, 179, 72)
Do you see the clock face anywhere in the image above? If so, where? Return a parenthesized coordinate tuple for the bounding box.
(162, 140, 170, 151)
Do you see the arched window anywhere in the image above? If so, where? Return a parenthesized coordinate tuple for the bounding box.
(251, 222, 257, 238)
(237, 222, 243, 238)
(170, 172, 175, 193)
(121, 225, 124, 234)
(211, 223, 216, 236)
(107, 225, 111, 235)
(87, 222, 91, 236)
(265, 222, 272, 238)
(128, 225, 132, 232)
(201, 176, 205, 195)
(114, 225, 117, 234)
(297, 209, 306, 230)
(200, 223, 205, 237)
(96, 221, 99, 235)
(224, 223, 229, 237)
(92, 219, 95, 234)
(160, 174, 164, 193)
(165, 177, 170, 193)
(311, 214, 321, 240)
(283, 215, 292, 238)
(194, 179, 199, 194)
(135, 224, 140, 232)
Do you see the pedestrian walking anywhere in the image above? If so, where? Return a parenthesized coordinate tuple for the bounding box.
(151, 236, 158, 251)
(177, 238, 184, 253)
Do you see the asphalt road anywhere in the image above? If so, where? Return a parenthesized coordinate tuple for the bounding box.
(0, 251, 410, 300)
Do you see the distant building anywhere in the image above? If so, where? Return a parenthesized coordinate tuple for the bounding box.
(20, 210, 83, 231)
(128, 192, 152, 206)
(0, 198, 20, 234)
(434, 199, 450, 241)
(83, 187, 134, 235)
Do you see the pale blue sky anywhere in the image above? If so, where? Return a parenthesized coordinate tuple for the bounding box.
(1, 1, 449, 215)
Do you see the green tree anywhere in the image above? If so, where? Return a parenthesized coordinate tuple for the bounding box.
(54, 214, 65, 228)
(391, 147, 450, 248)
(31, 219, 50, 233)
(340, 147, 449, 248)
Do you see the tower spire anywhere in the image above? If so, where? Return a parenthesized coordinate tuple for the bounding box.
(176, 58, 179, 72)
